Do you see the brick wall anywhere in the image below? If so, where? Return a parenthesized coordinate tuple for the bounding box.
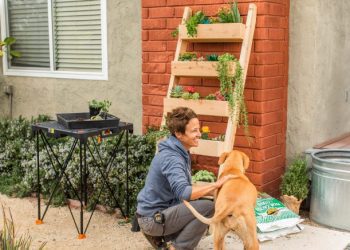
(142, 0, 289, 197)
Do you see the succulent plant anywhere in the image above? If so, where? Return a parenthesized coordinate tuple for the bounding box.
(170, 86, 184, 98)
(181, 92, 191, 100)
(191, 92, 200, 100)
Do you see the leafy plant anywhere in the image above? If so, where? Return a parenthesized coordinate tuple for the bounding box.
(217, 1, 242, 23)
(192, 170, 216, 183)
(0, 37, 21, 58)
(185, 11, 210, 37)
(170, 86, 184, 98)
(178, 52, 197, 61)
(88, 99, 112, 119)
(280, 157, 309, 201)
(145, 126, 170, 145)
(0, 206, 46, 249)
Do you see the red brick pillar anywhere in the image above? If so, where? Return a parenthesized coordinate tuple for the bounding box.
(142, 0, 289, 197)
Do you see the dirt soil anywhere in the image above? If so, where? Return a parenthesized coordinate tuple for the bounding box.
(0, 194, 152, 250)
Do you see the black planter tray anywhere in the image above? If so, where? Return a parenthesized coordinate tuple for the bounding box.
(57, 112, 120, 129)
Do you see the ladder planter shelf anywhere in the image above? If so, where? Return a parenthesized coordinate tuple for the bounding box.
(190, 139, 225, 157)
(171, 61, 236, 77)
(164, 98, 229, 117)
(178, 23, 246, 42)
(161, 4, 257, 157)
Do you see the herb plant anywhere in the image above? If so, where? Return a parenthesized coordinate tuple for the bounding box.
(185, 11, 210, 37)
(281, 157, 309, 201)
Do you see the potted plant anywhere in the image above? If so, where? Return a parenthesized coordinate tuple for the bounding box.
(88, 99, 112, 119)
(280, 156, 309, 214)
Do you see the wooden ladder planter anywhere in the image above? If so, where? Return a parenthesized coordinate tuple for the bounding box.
(171, 61, 236, 77)
(161, 4, 257, 157)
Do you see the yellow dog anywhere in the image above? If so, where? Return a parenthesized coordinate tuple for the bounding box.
(184, 150, 259, 250)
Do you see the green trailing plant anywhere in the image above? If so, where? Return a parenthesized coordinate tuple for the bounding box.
(281, 157, 309, 201)
(192, 170, 216, 183)
(0, 37, 21, 58)
(178, 52, 197, 61)
(171, 27, 179, 38)
(217, 1, 242, 23)
(216, 53, 248, 134)
(185, 11, 210, 37)
(170, 86, 184, 98)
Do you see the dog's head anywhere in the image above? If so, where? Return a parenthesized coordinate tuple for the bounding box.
(218, 150, 250, 173)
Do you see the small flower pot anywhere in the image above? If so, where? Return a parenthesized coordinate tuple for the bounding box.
(89, 106, 101, 118)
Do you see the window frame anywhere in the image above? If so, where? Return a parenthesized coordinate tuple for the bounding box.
(0, 0, 108, 80)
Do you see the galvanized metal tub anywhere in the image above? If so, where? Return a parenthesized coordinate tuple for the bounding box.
(310, 149, 350, 231)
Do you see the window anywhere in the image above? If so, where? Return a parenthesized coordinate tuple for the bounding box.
(0, 0, 108, 80)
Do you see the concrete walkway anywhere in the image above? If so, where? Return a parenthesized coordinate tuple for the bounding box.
(197, 224, 350, 250)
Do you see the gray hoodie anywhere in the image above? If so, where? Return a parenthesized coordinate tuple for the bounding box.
(136, 135, 192, 217)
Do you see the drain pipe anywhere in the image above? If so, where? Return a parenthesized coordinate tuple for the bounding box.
(3, 84, 13, 119)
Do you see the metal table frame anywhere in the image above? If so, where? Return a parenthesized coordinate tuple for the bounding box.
(31, 121, 133, 238)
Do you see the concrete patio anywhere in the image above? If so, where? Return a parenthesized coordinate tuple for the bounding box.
(197, 224, 350, 250)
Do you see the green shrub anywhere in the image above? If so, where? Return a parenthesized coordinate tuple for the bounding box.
(280, 157, 309, 201)
(0, 116, 155, 215)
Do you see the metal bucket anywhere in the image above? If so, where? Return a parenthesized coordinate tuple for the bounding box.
(310, 149, 350, 231)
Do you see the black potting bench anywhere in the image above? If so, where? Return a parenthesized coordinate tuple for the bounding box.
(31, 120, 133, 239)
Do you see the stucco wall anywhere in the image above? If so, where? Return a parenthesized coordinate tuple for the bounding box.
(0, 0, 142, 134)
(288, 0, 350, 158)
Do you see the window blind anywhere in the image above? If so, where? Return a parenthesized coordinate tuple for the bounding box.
(53, 0, 102, 71)
(7, 0, 50, 68)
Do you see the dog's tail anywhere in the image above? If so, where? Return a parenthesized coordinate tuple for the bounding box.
(183, 200, 213, 225)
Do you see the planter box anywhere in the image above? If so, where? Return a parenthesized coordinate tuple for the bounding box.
(57, 112, 120, 129)
(171, 61, 236, 77)
(163, 97, 229, 117)
(190, 139, 225, 157)
(178, 23, 245, 42)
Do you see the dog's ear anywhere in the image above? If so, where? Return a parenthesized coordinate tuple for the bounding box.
(218, 152, 229, 165)
(242, 152, 250, 170)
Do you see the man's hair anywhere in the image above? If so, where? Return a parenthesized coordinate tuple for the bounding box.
(166, 107, 197, 135)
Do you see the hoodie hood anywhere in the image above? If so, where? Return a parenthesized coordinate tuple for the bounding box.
(158, 135, 190, 165)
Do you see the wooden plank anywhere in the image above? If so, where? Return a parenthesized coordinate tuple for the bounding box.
(224, 3, 257, 152)
(163, 98, 229, 117)
(171, 61, 236, 77)
(161, 7, 192, 127)
(190, 139, 225, 157)
(179, 23, 245, 42)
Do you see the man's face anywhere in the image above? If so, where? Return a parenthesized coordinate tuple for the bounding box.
(175, 118, 201, 150)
